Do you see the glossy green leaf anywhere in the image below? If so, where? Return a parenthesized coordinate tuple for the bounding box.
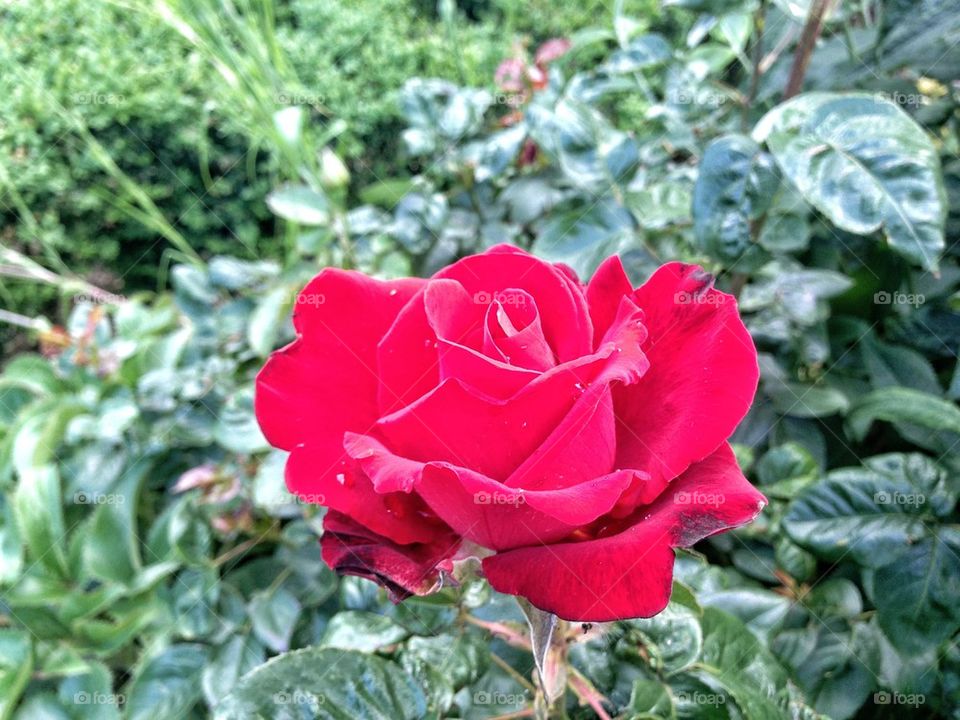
(0, 630, 32, 720)
(320, 610, 408, 653)
(754, 93, 946, 270)
(214, 648, 426, 720)
(266, 185, 330, 225)
(124, 644, 208, 720)
(249, 587, 301, 653)
(202, 634, 266, 708)
(846, 387, 960, 442)
(784, 453, 952, 567)
(693, 133, 778, 263)
(13, 465, 67, 576)
(871, 530, 960, 655)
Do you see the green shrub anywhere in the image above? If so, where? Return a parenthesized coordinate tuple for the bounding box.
(0, 0, 278, 306)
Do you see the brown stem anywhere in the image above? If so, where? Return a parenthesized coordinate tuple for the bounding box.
(783, 0, 834, 99)
(741, 0, 768, 131)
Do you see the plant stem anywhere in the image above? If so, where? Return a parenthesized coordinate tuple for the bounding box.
(741, 0, 768, 131)
(784, 0, 833, 99)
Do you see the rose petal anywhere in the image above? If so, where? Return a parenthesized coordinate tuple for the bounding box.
(482, 444, 766, 621)
(377, 313, 647, 481)
(415, 462, 639, 550)
(586, 254, 634, 348)
(482, 292, 555, 371)
(614, 262, 759, 506)
(505, 384, 615, 490)
(437, 339, 540, 399)
(435, 244, 593, 362)
(343, 432, 422, 494)
(255, 269, 423, 453)
(321, 511, 459, 601)
(376, 287, 442, 416)
(286, 443, 442, 545)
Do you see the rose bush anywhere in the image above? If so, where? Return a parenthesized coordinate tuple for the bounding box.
(255, 245, 765, 621)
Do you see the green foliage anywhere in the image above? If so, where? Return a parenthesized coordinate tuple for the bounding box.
(3, 0, 960, 718)
(0, 0, 276, 301)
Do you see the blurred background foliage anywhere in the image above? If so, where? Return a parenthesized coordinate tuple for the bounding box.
(2, 0, 960, 718)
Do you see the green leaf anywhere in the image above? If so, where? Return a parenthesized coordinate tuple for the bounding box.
(846, 387, 960, 442)
(80, 459, 149, 584)
(248, 286, 293, 358)
(693, 134, 778, 263)
(13, 465, 67, 575)
(774, 537, 817, 583)
(399, 633, 488, 714)
(628, 678, 675, 719)
(202, 635, 266, 708)
(784, 453, 952, 567)
(804, 578, 863, 619)
(214, 648, 427, 720)
(0, 630, 33, 720)
(871, 529, 960, 655)
(627, 600, 703, 674)
(697, 609, 790, 719)
(532, 200, 636, 279)
(249, 587, 301, 653)
(0, 497, 23, 584)
(605, 34, 672, 73)
(59, 662, 121, 720)
(766, 382, 850, 419)
(781, 623, 880, 720)
(697, 588, 791, 641)
(754, 93, 946, 270)
(0, 355, 60, 396)
(266, 185, 330, 226)
(214, 387, 269, 454)
(124, 644, 208, 720)
(320, 610, 409, 653)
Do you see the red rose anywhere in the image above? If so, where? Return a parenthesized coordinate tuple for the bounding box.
(255, 245, 764, 621)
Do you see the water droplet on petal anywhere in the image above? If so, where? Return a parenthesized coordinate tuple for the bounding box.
(385, 494, 406, 517)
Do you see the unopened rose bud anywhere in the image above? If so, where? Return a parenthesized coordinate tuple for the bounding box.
(319, 148, 350, 189)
